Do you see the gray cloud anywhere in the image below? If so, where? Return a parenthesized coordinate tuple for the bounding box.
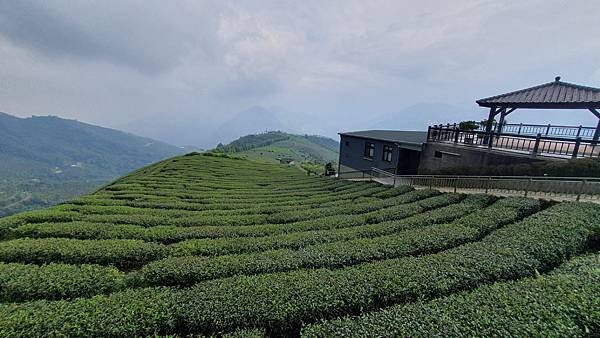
(0, 0, 599, 147)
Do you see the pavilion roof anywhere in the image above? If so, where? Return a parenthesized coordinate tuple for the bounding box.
(476, 77, 600, 109)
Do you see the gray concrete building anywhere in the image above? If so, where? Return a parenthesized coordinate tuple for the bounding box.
(338, 130, 427, 175)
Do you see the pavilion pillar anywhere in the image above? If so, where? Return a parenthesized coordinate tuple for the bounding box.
(496, 107, 508, 134)
(484, 107, 497, 145)
(590, 109, 600, 141)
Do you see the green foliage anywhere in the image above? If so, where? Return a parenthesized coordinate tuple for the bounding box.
(0, 263, 126, 302)
(458, 120, 479, 130)
(0, 202, 597, 336)
(0, 154, 597, 336)
(0, 238, 167, 268)
(302, 253, 600, 337)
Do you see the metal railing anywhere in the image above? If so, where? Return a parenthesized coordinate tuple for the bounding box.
(364, 167, 600, 201)
(428, 125, 600, 159)
(493, 123, 595, 139)
(440, 122, 598, 139)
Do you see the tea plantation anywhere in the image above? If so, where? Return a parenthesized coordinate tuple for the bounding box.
(0, 153, 598, 337)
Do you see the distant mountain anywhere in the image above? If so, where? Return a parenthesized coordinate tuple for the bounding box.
(0, 112, 189, 181)
(214, 131, 339, 171)
(371, 102, 470, 131)
(0, 111, 191, 216)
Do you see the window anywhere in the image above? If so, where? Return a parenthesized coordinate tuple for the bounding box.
(364, 142, 375, 159)
(382, 145, 393, 162)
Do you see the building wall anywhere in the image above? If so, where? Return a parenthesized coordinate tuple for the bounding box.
(417, 142, 556, 173)
(338, 135, 421, 175)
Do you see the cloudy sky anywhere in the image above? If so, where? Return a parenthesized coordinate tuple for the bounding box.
(1, 0, 599, 147)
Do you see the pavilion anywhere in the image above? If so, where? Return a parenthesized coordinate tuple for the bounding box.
(476, 76, 600, 141)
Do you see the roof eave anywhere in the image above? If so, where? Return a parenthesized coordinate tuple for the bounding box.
(477, 102, 600, 109)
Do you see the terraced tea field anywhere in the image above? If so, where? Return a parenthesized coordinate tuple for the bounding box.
(0, 153, 598, 337)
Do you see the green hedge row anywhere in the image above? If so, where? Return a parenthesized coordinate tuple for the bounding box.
(0, 202, 596, 336)
(0, 239, 167, 269)
(10, 193, 471, 243)
(0, 195, 463, 268)
(64, 183, 390, 213)
(0, 195, 490, 302)
(136, 195, 529, 287)
(0, 263, 126, 302)
(168, 193, 463, 256)
(302, 252, 600, 337)
(3, 186, 412, 230)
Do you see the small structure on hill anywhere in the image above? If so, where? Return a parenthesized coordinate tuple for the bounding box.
(278, 157, 295, 165)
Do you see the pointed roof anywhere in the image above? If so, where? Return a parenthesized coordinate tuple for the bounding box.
(477, 77, 600, 109)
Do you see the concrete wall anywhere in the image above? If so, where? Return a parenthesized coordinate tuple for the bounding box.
(418, 142, 556, 173)
(338, 135, 420, 175)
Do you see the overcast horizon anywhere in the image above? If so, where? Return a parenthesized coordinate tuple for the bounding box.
(1, 0, 599, 147)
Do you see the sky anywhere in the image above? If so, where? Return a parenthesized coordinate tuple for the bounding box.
(1, 0, 599, 147)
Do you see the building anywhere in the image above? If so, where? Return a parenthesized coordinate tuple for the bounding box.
(339, 77, 600, 177)
(338, 130, 427, 176)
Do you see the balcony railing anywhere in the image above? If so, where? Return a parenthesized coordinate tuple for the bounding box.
(428, 124, 600, 159)
(472, 122, 596, 139)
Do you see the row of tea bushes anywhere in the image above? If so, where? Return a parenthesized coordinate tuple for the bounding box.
(0, 195, 515, 302)
(136, 196, 535, 287)
(168, 193, 464, 256)
(0, 239, 167, 268)
(1, 202, 595, 336)
(8, 192, 456, 243)
(302, 253, 600, 337)
(0, 263, 126, 302)
(0, 186, 416, 230)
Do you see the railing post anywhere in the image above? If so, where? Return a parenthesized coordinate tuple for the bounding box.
(518, 123, 523, 135)
(454, 128, 460, 143)
(524, 178, 532, 197)
(453, 177, 458, 193)
(393, 175, 397, 187)
(572, 137, 582, 158)
(577, 179, 587, 201)
(485, 177, 491, 194)
(576, 125, 582, 138)
(545, 124, 551, 136)
(532, 133, 542, 155)
(427, 126, 431, 140)
(487, 132, 494, 150)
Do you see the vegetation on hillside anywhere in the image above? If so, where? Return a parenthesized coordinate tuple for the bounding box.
(0, 153, 598, 336)
(0, 112, 189, 216)
(214, 131, 339, 174)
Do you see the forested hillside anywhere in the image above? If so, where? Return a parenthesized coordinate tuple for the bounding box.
(0, 112, 189, 216)
(0, 153, 597, 336)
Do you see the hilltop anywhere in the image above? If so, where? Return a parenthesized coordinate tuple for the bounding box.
(0, 153, 597, 336)
(214, 131, 339, 173)
(0, 112, 190, 216)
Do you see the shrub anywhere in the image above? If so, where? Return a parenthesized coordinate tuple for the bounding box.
(302, 253, 600, 337)
(0, 238, 167, 268)
(1, 201, 593, 336)
(0, 263, 126, 302)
